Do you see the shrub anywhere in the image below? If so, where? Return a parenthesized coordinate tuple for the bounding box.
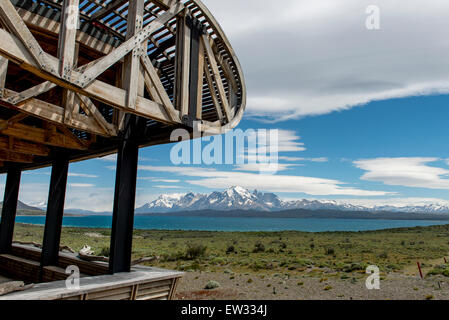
(325, 247, 335, 255)
(253, 241, 266, 253)
(185, 244, 207, 260)
(226, 245, 235, 254)
(204, 281, 220, 290)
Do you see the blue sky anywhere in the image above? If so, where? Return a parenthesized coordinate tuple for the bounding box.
(4, 0, 449, 211)
(3, 93, 449, 212)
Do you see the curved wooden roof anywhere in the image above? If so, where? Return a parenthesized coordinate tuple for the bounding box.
(0, 0, 246, 172)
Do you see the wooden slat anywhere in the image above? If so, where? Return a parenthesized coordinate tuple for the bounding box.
(201, 34, 231, 122)
(89, 0, 127, 21)
(77, 3, 184, 88)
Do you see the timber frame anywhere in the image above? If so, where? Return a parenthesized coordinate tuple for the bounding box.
(0, 0, 245, 299)
(0, 0, 246, 172)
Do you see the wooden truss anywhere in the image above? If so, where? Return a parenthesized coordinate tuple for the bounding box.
(0, 0, 245, 169)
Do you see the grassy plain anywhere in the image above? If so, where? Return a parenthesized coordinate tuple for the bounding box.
(13, 223, 449, 279)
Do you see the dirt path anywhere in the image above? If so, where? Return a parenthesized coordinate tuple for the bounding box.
(175, 271, 449, 300)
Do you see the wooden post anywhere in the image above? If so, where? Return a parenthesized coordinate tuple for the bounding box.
(0, 167, 21, 253)
(40, 156, 69, 267)
(109, 116, 139, 274)
(185, 18, 204, 126)
(175, 11, 191, 116)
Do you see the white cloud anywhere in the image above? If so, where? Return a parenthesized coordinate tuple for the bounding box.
(68, 173, 99, 178)
(139, 165, 392, 196)
(204, 0, 449, 120)
(68, 183, 96, 188)
(354, 157, 449, 190)
(138, 178, 181, 183)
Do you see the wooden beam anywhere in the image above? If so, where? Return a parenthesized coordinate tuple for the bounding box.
(201, 34, 232, 122)
(0, 122, 87, 150)
(122, 0, 145, 110)
(0, 136, 50, 156)
(77, 94, 117, 136)
(174, 12, 191, 116)
(0, 28, 177, 125)
(141, 56, 180, 122)
(58, 0, 79, 78)
(1, 90, 111, 137)
(0, 0, 55, 75)
(77, 3, 184, 88)
(0, 150, 33, 163)
(0, 56, 7, 99)
(6, 81, 57, 105)
(188, 22, 204, 123)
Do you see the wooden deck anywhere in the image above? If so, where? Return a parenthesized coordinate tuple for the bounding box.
(0, 244, 183, 300)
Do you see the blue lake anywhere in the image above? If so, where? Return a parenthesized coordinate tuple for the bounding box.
(14, 215, 449, 232)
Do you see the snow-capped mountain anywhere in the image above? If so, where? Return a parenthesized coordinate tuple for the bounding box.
(135, 186, 449, 214)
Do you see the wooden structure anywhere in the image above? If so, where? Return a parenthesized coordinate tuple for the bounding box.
(0, 0, 245, 299)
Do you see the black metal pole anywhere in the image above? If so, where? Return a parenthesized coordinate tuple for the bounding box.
(109, 115, 139, 274)
(0, 167, 21, 253)
(40, 156, 69, 267)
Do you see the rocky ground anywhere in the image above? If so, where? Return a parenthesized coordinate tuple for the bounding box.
(175, 271, 449, 300)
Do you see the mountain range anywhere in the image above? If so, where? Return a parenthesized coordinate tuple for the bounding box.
(135, 186, 449, 215)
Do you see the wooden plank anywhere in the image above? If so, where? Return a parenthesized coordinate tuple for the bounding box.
(0, 136, 50, 156)
(201, 34, 231, 122)
(122, 0, 145, 110)
(141, 56, 180, 122)
(77, 3, 184, 88)
(0, 29, 177, 125)
(0, 0, 55, 75)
